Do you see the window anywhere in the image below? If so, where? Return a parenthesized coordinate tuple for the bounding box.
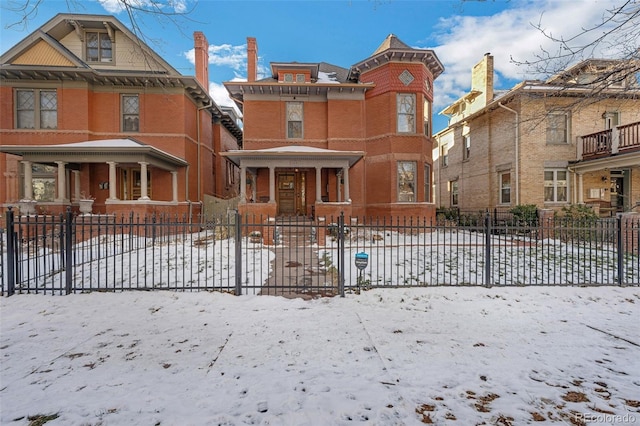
(86, 32, 112, 63)
(21, 163, 57, 201)
(546, 112, 569, 144)
(286, 101, 303, 139)
(424, 163, 431, 203)
(544, 169, 568, 203)
(283, 73, 293, 82)
(122, 94, 139, 132)
(463, 135, 471, 160)
(441, 143, 449, 167)
(499, 172, 511, 204)
(423, 99, 431, 136)
(603, 112, 619, 129)
(397, 93, 415, 133)
(296, 74, 305, 83)
(16, 89, 57, 129)
(225, 160, 236, 188)
(450, 180, 459, 206)
(397, 161, 416, 202)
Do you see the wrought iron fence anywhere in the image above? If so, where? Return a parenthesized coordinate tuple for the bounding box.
(1, 208, 638, 296)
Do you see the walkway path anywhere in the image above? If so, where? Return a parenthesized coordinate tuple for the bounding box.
(259, 218, 337, 299)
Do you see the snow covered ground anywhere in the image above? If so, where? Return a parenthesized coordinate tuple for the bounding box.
(1, 286, 638, 425)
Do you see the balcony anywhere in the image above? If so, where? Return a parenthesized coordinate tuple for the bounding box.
(579, 121, 640, 160)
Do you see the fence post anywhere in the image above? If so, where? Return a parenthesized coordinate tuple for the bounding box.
(5, 207, 16, 296)
(616, 214, 623, 286)
(235, 211, 242, 296)
(339, 212, 345, 297)
(64, 207, 73, 295)
(484, 212, 491, 287)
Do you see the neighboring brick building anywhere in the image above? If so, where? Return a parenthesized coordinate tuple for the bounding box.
(223, 35, 443, 220)
(0, 13, 242, 217)
(434, 55, 640, 216)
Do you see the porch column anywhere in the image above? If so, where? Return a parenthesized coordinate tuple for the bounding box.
(171, 171, 178, 202)
(240, 165, 247, 199)
(269, 166, 275, 202)
(55, 161, 68, 203)
(315, 167, 322, 202)
(107, 162, 118, 200)
(21, 160, 33, 200)
(251, 172, 257, 202)
(343, 166, 350, 202)
(577, 173, 584, 204)
(138, 161, 149, 200)
(72, 170, 80, 201)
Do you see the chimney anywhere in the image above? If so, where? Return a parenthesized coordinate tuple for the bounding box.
(471, 53, 494, 107)
(194, 31, 209, 93)
(247, 37, 257, 82)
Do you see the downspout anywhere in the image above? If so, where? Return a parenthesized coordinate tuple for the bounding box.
(196, 101, 212, 219)
(498, 102, 519, 205)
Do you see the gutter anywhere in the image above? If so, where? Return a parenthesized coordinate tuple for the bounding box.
(498, 102, 520, 205)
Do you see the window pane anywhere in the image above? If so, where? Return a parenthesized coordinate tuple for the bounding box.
(424, 164, 431, 202)
(100, 34, 112, 61)
(547, 113, 567, 144)
(397, 94, 415, 133)
(17, 90, 35, 129)
(286, 102, 303, 138)
(17, 111, 35, 129)
(397, 161, 416, 202)
(40, 91, 57, 129)
(288, 121, 302, 138)
(86, 33, 99, 61)
(123, 96, 139, 114)
(123, 95, 139, 132)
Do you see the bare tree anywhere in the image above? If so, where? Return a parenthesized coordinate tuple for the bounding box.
(513, 0, 639, 91)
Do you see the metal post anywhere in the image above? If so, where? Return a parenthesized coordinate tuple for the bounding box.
(616, 214, 623, 286)
(64, 207, 73, 295)
(484, 212, 491, 287)
(235, 211, 242, 295)
(339, 212, 345, 297)
(5, 207, 16, 296)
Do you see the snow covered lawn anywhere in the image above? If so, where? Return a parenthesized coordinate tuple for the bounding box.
(1, 287, 639, 425)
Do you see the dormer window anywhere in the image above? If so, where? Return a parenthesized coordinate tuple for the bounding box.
(283, 73, 293, 82)
(296, 74, 305, 83)
(86, 32, 112, 62)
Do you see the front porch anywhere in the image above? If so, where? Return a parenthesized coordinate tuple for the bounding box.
(572, 121, 640, 216)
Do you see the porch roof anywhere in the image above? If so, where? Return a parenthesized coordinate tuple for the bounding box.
(221, 145, 365, 168)
(0, 138, 188, 170)
(569, 151, 640, 173)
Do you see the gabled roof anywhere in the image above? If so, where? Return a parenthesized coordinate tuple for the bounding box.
(0, 13, 179, 75)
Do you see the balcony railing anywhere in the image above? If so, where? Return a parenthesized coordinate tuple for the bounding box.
(580, 121, 640, 160)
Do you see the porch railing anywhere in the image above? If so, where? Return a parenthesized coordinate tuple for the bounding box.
(580, 121, 640, 159)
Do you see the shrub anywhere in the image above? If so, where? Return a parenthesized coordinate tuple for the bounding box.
(510, 204, 538, 226)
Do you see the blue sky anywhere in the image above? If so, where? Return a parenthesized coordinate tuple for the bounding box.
(1, 0, 627, 133)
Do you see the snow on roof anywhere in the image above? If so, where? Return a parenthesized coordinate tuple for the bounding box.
(317, 71, 340, 84)
(53, 139, 146, 148)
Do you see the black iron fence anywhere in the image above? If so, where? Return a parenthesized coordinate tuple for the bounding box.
(1, 208, 638, 296)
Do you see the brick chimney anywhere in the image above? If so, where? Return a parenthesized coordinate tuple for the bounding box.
(247, 37, 257, 82)
(471, 53, 494, 108)
(194, 31, 209, 93)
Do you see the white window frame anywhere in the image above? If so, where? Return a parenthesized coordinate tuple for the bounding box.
(15, 89, 58, 129)
(441, 143, 449, 167)
(546, 112, 570, 144)
(463, 134, 471, 160)
(295, 73, 305, 83)
(544, 169, 569, 203)
(499, 172, 511, 205)
(450, 180, 459, 206)
(397, 93, 416, 133)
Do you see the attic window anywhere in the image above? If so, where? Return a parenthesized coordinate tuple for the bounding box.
(283, 73, 293, 82)
(296, 74, 305, 83)
(86, 32, 112, 63)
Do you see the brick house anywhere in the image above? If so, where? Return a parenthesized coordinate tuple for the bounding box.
(223, 35, 443, 220)
(434, 55, 640, 216)
(0, 13, 242, 218)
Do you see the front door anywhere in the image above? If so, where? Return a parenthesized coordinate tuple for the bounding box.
(277, 171, 306, 216)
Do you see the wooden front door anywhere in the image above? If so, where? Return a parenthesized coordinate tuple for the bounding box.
(277, 171, 306, 216)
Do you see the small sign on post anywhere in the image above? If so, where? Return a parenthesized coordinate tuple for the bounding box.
(354, 252, 369, 293)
